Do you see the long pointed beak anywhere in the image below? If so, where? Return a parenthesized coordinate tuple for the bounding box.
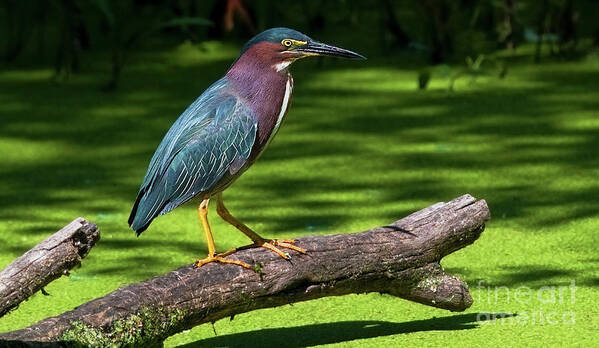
(295, 41, 366, 59)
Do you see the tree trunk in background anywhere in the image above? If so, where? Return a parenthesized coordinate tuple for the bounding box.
(381, 0, 411, 49)
(55, 0, 84, 79)
(503, 0, 516, 50)
(557, 0, 577, 55)
(422, 0, 453, 64)
(534, 0, 549, 63)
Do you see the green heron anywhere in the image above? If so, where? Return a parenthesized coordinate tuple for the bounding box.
(129, 27, 364, 268)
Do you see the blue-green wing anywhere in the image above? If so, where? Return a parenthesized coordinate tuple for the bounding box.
(129, 80, 257, 234)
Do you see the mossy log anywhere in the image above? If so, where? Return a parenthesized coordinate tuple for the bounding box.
(0, 195, 489, 347)
(0, 218, 99, 318)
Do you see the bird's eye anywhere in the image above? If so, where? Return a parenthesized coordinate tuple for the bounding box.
(282, 39, 293, 48)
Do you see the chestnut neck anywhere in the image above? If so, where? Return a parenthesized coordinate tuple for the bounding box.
(226, 42, 292, 146)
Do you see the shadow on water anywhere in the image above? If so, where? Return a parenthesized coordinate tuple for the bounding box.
(178, 313, 515, 348)
(446, 263, 597, 288)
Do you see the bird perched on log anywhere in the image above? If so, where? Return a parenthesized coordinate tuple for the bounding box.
(129, 28, 365, 268)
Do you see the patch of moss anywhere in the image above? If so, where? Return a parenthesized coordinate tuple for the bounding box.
(59, 307, 187, 347)
(417, 274, 444, 293)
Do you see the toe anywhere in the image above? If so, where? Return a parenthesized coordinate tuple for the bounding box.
(276, 242, 307, 254)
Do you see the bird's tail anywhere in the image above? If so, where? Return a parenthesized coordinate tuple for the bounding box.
(128, 186, 168, 236)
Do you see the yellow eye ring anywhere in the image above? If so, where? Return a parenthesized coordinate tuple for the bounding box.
(282, 39, 293, 47)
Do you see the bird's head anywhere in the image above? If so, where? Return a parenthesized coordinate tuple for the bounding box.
(238, 27, 365, 72)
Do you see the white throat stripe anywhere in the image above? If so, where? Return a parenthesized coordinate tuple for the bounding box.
(274, 61, 292, 72)
(273, 78, 292, 134)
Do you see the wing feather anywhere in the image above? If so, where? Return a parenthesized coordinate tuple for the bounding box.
(129, 79, 257, 233)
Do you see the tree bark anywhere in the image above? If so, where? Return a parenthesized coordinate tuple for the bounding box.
(0, 218, 99, 318)
(0, 195, 489, 346)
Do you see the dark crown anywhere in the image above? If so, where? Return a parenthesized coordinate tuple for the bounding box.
(241, 27, 312, 54)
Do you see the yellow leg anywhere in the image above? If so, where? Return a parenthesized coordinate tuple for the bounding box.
(199, 199, 216, 256)
(216, 192, 307, 258)
(195, 199, 251, 269)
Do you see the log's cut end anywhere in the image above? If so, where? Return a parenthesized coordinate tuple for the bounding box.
(389, 263, 473, 312)
(0, 195, 489, 346)
(0, 218, 100, 318)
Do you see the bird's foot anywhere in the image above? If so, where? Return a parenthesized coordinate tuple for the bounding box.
(194, 252, 252, 269)
(255, 239, 307, 259)
(194, 240, 306, 269)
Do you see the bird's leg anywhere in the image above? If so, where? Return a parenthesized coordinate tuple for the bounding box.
(216, 193, 307, 259)
(195, 199, 252, 269)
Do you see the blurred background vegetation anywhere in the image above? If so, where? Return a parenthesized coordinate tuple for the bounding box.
(1, 0, 599, 347)
(2, 0, 599, 88)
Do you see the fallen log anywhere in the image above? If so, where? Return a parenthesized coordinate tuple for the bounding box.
(0, 218, 100, 318)
(0, 194, 489, 346)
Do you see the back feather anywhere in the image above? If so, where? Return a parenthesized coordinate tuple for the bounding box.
(129, 78, 257, 234)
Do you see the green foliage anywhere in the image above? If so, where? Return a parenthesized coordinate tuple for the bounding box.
(0, 0, 211, 88)
(2, 0, 598, 73)
(420, 53, 508, 92)
(158, 17, 212, 30)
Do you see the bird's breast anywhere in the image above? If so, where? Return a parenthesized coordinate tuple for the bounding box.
(248, 73, 293, 158)
(226, 56, 294, 160)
